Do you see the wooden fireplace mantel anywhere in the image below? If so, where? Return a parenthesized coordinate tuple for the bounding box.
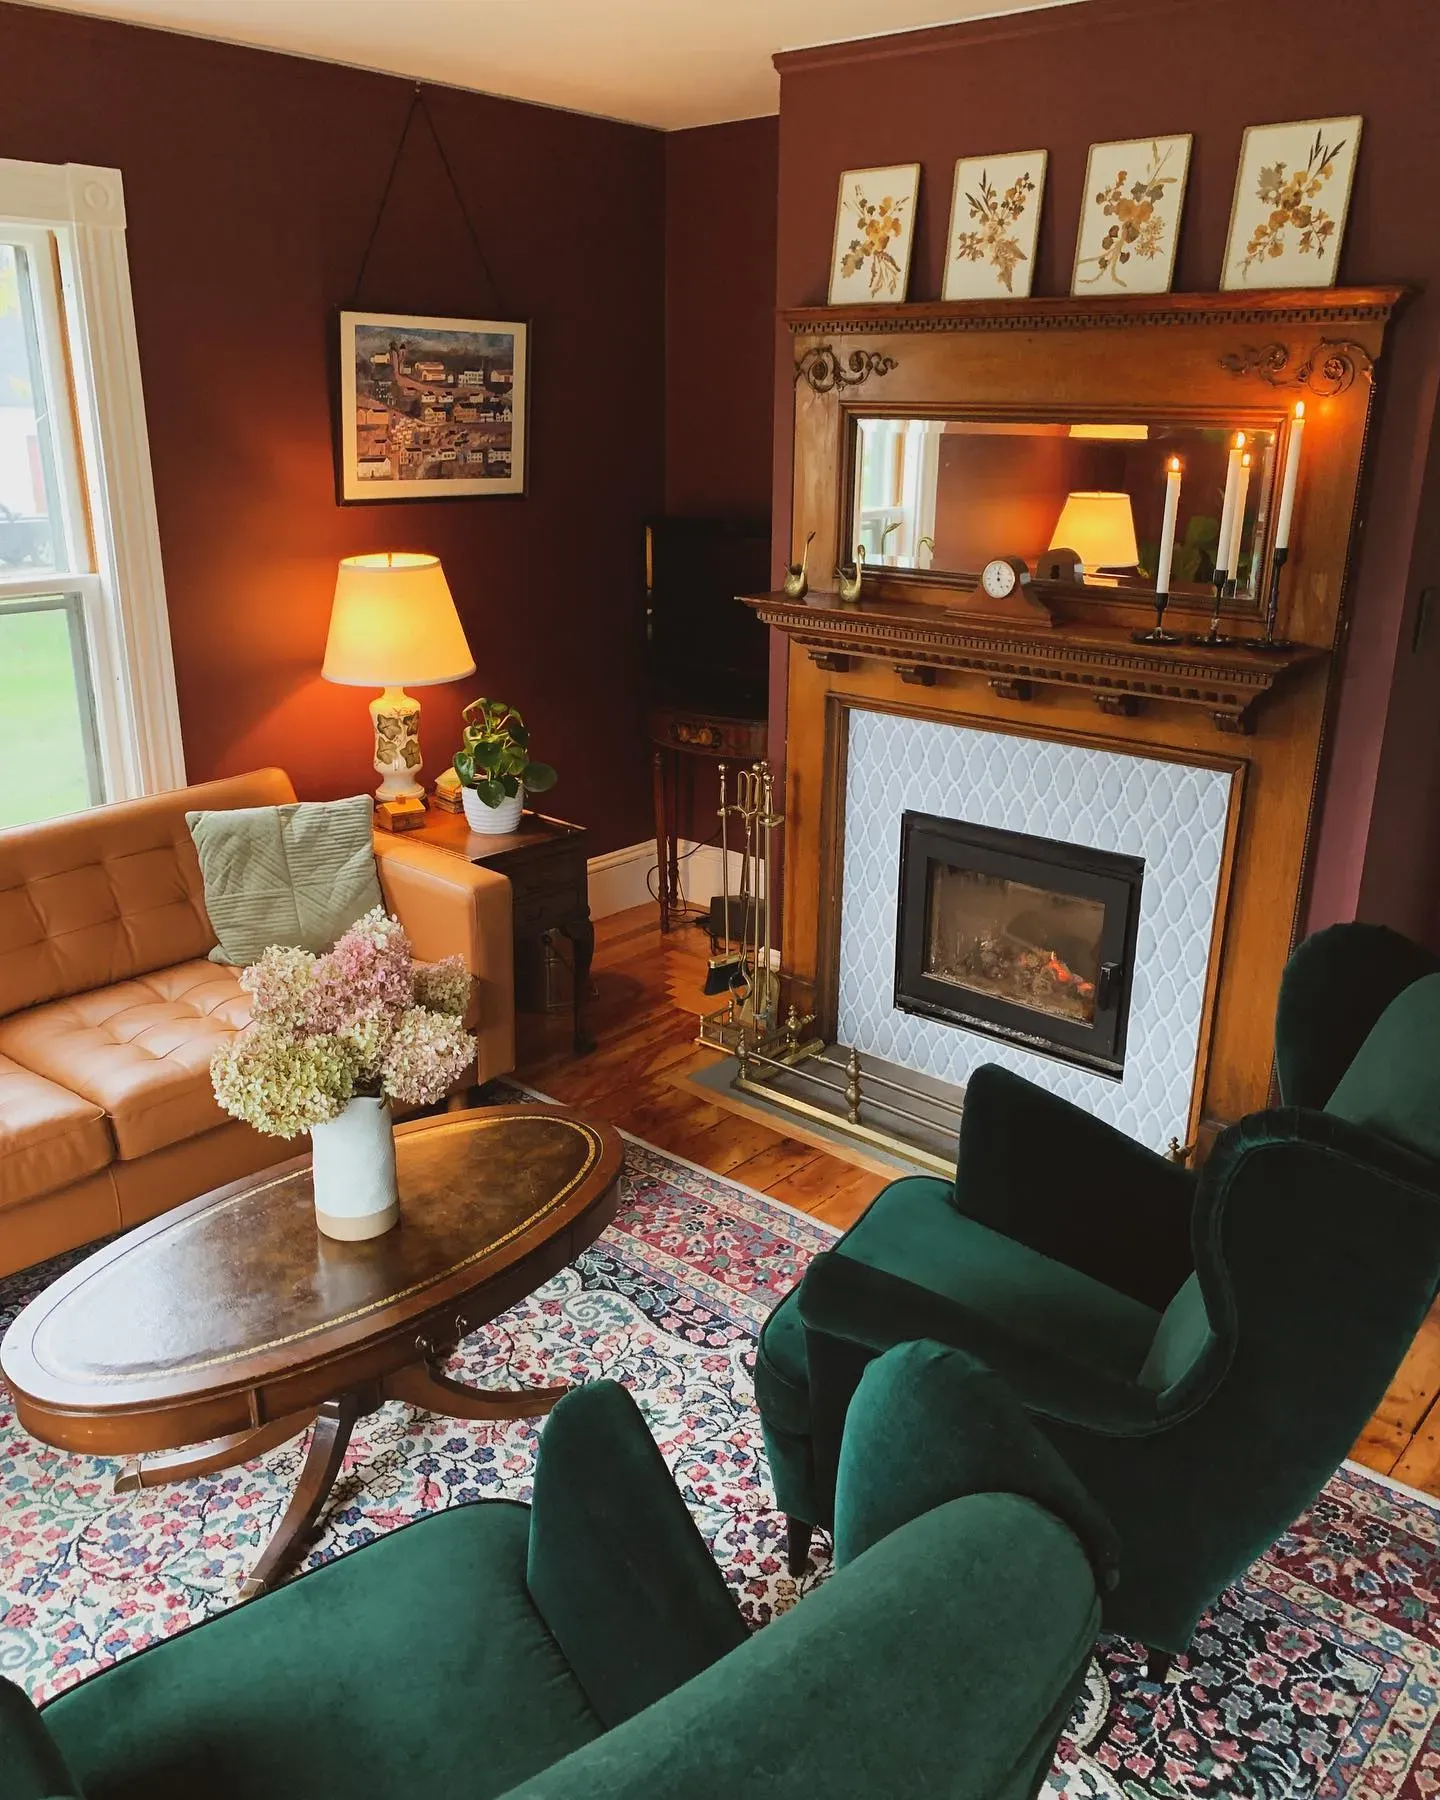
(745, 591, 1323, 734)
(771, 284, 1405, 1147)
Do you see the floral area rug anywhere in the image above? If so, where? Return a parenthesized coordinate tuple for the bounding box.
(3, 1116, 1440, 1797)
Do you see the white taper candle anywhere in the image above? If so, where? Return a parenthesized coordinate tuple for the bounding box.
(1215, 432, 1245, 579)
(1155, 456, 1182, 596)
(1274, 402, 1306, 550)
(1226, 452, 1253, 587)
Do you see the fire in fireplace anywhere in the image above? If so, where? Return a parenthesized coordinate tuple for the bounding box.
(894, 812, 1145, 1076)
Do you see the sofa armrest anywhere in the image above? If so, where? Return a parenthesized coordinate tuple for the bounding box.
(525, 1381, 747, 1732)
(956, 1065, 1196, 1308)
(0, 1679, 82, 1800)
(798, 1250, 1164, 1517)
(373, 831, 514, 1081)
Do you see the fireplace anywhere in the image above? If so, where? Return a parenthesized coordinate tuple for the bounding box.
(894, 811, 1145, 1077)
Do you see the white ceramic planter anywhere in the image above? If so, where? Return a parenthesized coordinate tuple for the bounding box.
(462, 783, 525, 835)
(310, 1096, 399, 1240)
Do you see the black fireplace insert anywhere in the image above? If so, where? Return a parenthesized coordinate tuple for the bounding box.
(893, 811, 1145, 1077)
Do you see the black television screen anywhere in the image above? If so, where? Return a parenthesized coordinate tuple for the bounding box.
(645, 517, 770, 718)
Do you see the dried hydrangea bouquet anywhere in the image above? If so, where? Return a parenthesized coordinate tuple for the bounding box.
(211, 908, 475, 1239)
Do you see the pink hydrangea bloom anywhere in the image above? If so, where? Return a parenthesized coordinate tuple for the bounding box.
(212, 909, 477, 1132)
(306, 907, 413, 1036)
(381, 1007, 475, 1107)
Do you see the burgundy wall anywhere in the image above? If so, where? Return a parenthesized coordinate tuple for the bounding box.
(1, 2, 665, 854)
(664, 118, 778, 522)
(772, 0, 1440, 943)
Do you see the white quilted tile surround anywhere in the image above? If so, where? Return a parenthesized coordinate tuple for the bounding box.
(836, 710, 1235, 1149)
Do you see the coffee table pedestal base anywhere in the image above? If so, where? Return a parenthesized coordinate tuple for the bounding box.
(119, 1361, 571, 1601)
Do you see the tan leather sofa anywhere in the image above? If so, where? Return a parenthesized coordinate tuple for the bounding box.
(0, 768, 514, 1276)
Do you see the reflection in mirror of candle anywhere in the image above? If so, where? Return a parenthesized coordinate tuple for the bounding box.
(1275, 402, 1306, 549)
(1215, 433, 1247, 581)
(1226, 453, 1253, 586)
(1155, 457, 1183, 597)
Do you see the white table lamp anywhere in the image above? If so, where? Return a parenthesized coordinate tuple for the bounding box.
(322, 552, 475, 800)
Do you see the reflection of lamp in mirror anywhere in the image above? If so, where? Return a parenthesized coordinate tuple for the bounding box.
(1049, 492, 1139, 586)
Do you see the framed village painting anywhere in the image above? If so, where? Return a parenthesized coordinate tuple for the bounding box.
(1071, 135, 1192, 294)
(1221, 116, 1362, 290)
(828, 164, 921, 305)
(943, 149, 1048, 300)
(337, 310, 529, 502)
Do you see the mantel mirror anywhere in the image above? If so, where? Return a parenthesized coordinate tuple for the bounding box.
(850, 415, 1281, 607)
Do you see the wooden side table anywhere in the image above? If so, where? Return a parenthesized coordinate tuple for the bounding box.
(649, 703, 768, 933)
(409, 808, 595, 1055)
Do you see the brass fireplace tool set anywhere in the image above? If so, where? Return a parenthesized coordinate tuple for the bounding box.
(699, 761, 783, 1051)
(697, 760, 960, 1175)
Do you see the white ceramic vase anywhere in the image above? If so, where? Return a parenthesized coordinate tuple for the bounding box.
(462, 782, 525, 835)
(310, 1095, 399, 1240)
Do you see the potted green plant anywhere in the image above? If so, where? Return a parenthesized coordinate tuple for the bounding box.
(452, 698, 558, 834)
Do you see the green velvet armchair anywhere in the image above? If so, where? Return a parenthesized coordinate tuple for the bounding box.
(1, 1341, 1116, 1800)
(755, 924, 1440, 1661)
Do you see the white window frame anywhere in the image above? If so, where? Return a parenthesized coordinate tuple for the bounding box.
(0, 158, 185, 801)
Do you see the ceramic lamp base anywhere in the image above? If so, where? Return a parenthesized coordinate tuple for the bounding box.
(371, 686, 425, 801)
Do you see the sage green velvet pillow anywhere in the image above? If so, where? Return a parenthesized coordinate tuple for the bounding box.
(1325, 972, 1440, 1165)
(187, 795, 384, 966)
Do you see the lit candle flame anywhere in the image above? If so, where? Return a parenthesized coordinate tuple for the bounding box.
(1234, 431, 1247, 449)
(1295, 401, 1306, 420)
(1168, 455, 1181, 473)
(1241, 452, 1252, 468)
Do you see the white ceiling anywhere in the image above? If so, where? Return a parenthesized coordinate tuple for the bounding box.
(16, 0, 1078, 130)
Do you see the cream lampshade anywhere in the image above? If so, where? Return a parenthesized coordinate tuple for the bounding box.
(1049, 491, 1140, 584)
(323, 552, 475, 800)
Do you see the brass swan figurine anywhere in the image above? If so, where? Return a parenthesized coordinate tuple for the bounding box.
(783, 531, 816, 600)
(835, 543, 866, 604)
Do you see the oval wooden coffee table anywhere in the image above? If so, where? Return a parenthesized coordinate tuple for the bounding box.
(1, 1105, 624, 1597)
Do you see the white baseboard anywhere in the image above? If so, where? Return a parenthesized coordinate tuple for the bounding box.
(586, 839, 749, 922)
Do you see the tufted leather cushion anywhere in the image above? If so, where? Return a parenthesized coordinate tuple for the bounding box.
(0, 962, 252, 1161)
(0, 768, 295, 1021)
(0, 1054, 114, 1211)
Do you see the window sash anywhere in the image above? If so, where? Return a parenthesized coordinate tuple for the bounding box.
(0, 158, 185, 805)
(2, 225, 93, 579)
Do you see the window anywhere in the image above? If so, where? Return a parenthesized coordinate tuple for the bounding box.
(0, 160, 183, 829)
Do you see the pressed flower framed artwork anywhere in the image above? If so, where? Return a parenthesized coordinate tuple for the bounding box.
(1071, 135, 1192, 294)
(1221, 116, 1362, 289)
(943, 150, 1048, 300)
(828, 164, 921, 304)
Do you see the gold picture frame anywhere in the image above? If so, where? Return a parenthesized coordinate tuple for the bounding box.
(1221, 116, 1363, 290)
(827, 164, 922, 306)
(1071, 135, 1192, 296)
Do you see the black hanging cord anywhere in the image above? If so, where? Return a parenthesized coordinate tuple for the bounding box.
(349, 83, 508, 315)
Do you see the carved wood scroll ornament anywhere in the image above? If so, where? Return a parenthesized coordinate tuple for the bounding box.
(1218, 337, 1375, 395)
(795, 343, 899, 394)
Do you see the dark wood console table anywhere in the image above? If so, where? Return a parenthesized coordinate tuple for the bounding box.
(410, 807, 595, 1054)
(649, 703, 768, 932)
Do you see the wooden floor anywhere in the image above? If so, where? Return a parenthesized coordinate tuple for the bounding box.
(515, 902, 1440, 1500)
